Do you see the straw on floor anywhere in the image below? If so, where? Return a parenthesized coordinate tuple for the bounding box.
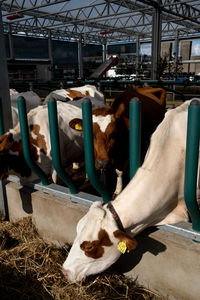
(0, 215, 162, 300)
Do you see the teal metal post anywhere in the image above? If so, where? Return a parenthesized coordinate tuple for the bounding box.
(184, 99, 200, 232)
(82, 99, 111, 203)
(47, 99, 77, 194)
(17, 97, 49, 185)
(129, 98, 141, 179)
(0, 97, 4, 136)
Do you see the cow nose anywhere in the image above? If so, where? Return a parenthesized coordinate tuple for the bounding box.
(62, 268, 69, 281)
(95, 159, 109, 170)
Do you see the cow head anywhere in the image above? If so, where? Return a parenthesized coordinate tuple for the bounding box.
(0, 125, 46, 182)
(69, 105, 127, 171)
(0, 132, 33, 179)
(62, 201, 137, 282)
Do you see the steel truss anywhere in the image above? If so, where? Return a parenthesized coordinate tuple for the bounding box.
(1, 0, 200, 43)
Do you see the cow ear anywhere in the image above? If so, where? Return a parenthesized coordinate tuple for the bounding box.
(114, 102, 126, 119)
(80, 241, 97, 253)
(69, 118, 83, 131)
(80, 240, 104, 259)
(113, 229, 138, 253)
(0, 133, 13, 153)
(98, 229, 113, 247)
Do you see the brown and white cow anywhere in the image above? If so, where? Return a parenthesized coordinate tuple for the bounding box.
(44, 84, 104, 103)
(10, 90, 42, 127)
(70, 86, 166, 195)
(62, 99, 200, 282)
(0, 97, 105, 183)
(10, 90, 42, 113)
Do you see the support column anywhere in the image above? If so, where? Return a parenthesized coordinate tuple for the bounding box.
(0, 7, 12, 130)
(78, 36, 83, 79)
(48, 30, 53, 80)
(174, 29, 179, 78)
(102, 42, 107, 62)
(151, 1, 162, 80)
(0, 6, 12, 217)
(8, 24, 14, 59)
(136, 34, 140, 77)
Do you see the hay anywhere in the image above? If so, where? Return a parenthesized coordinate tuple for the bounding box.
(0, 215, 162, 300)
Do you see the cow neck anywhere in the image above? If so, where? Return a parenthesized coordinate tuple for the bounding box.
(106, 202, 125, 232)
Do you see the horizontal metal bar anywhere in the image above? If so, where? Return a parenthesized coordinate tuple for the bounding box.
(7, 175, 200, 242)
(7, 175, 101, 207)
(158, 222, 200, 242)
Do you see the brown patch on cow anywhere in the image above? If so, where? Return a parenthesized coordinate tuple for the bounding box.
(0, 133, 14, 153)
(113, 229, 138, 252)
(93, 106, 114, 117)
(0, 132, 36, 179)
(67, 90, 90, 100)
(135, 87, 166, 106)
(80, 229, 113, 259)
(30, 124, 47, 155)
(69, 118, 83, 131)
(11, 140, 23, 154)
(93, 119, 117, 165)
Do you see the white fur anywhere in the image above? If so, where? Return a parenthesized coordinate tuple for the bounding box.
(93, 114, 112, 133)
(45, 85, 104, 102)
(10, 91, 41, 113)
(10, 90, 42, 127)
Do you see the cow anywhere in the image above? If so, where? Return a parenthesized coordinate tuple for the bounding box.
(9, 90, 42, 127)
(10, 90, 42, 113)
(2, 86, 165, 193)
(0, 97, 105, 184)
(69, 86, 166, 195)
(62, 99, 199, 282)
(11, 106, 19, 128)
(44, 84, 104, 103)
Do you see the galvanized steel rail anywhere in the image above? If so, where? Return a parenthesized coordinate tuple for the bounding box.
(184, 99, 200, 232)
(17, 97, 49, 186)
(129, 98, 141, 179)
(47, 99, 77, 194)
(82, 98, 111, 203)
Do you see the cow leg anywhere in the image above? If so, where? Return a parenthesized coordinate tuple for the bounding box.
(112, 169, 123, 199)
(52, 169, 58, 184)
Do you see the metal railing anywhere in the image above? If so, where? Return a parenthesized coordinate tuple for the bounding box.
(0, 96, 199, 237)
(184, 99, 200, 232)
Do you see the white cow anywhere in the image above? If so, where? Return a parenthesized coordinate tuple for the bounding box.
(62, 99, 200, 282)
(44, 85, 104, 103)
(10, 90, 42, 113)
(9, 90, 42, 127)
(11, 106, 19, 128)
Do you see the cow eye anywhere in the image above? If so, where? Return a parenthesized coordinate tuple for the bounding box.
(109, 132, 116, 140)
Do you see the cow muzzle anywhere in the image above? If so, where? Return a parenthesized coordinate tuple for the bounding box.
(95, 159, 109, 170)
(62, 268, 74, 282)
(62, 267, 84, 282)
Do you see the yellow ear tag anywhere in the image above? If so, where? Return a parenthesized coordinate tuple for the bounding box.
(117, 240, 129, 254)
(75, 123, 82, 131)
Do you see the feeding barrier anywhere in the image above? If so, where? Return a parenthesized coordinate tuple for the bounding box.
(0, 96, 199, 239)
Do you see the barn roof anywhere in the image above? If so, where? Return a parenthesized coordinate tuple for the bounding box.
(1, 0, 200, 44)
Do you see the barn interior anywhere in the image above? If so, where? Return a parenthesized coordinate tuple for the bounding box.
(0, 1, 200, 300)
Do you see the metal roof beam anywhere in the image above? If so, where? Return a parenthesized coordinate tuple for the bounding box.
(112, 0, 200, 27)
(137, 0, 200, 24)
(2, 0, 69, 15)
